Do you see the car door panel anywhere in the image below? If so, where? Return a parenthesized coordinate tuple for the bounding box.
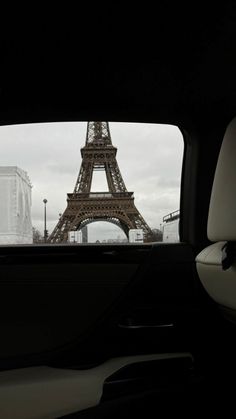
(0, 242, 209, 372)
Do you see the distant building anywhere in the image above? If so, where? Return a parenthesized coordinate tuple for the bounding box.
(81, 226, 88, 243)
(107, 237, 128, 243)
(68, 226, 88, 244)
(162, 210, 180, 243)
(0, 167, 32, 244)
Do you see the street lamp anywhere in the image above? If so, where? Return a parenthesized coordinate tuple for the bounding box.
(43, 199, 48, 243)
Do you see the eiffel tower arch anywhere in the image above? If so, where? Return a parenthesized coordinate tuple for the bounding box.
(49, 122, 153, 243)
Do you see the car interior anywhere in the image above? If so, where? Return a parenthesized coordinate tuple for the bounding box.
(1, 5, 236, 418)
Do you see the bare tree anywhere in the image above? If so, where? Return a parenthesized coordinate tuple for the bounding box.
(147, 228, 163, 242)
(32, 227, 43, 243)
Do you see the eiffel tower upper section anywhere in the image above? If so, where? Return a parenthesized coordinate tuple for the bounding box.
(73, 121, 127, 194)
(49, 122, 153, 243)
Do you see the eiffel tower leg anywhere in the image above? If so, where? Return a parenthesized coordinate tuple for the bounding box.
(74, 162, 93, 193)
(48, 211, 75, 243)
(125, 206, 153, 241)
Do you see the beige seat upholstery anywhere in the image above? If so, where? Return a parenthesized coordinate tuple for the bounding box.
(196, 117, 236, 321)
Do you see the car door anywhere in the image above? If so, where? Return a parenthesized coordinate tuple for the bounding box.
(0, 119, 226, 419)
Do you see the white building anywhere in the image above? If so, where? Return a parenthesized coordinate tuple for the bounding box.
(0, 167, 33, 244)
(129, 229, 144, 243)
(162, 210, 180, 243)
(68, 230, 83, 243)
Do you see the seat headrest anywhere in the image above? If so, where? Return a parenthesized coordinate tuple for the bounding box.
(208, 117, 236, 241)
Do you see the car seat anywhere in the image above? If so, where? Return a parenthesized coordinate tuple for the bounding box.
(196, 117, 236, 322)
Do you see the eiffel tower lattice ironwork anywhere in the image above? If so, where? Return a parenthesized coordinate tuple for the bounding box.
(48, 122, 153, 243)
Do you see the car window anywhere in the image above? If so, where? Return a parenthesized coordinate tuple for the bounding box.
(0, 122, 183, 244)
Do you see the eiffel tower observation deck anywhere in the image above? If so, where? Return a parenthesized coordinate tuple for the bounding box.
(49, 122, 153, 243)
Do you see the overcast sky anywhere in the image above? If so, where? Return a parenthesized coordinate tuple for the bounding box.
(0, 122, 183, 242)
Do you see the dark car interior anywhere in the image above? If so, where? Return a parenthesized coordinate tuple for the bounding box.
(1, 5, 236, 418)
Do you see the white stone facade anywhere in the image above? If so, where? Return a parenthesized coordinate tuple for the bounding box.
(0, 167, 33, 244)
(162, 219, 179, 243)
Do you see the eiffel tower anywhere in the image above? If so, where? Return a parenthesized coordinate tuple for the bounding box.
(48, 122, 153, 243)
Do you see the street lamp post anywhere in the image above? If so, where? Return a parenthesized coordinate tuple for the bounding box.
(43, 199, 48, 243)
